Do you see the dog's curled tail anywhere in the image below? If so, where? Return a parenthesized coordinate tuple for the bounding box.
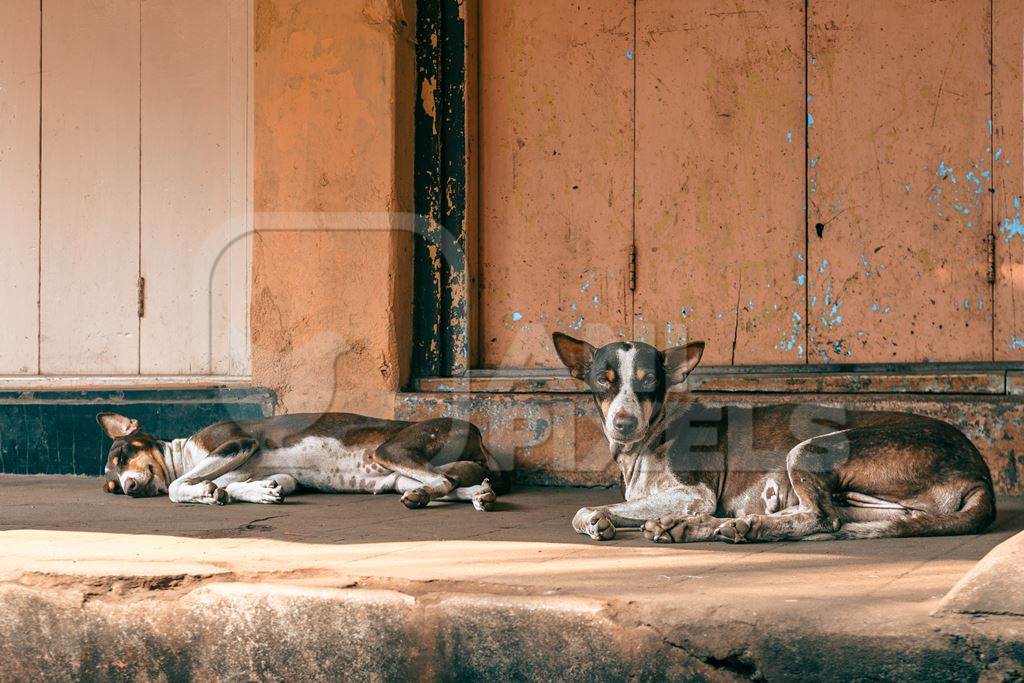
(805, 484, 996, 541)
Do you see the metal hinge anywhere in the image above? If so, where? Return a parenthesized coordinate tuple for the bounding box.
(628, 243, 637, 291)
(137, 276, 146, 317)
(986, 233, 996, 284)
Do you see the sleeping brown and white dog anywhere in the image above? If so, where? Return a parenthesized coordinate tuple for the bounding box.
(552, 332, 996, 542)
(97, 412, 509, 510)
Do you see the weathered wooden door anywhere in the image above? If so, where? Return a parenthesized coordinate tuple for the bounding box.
(478, 1, 634, 368)
(634, 0, 806, 365)
(0, 0, 250, 376)
(477, 0, 1007, 368)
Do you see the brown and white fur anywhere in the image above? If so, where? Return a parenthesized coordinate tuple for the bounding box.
(552, 332, 996, 543)
(96, 412, 509, 510)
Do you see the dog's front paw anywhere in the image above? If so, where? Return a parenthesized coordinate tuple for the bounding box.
(642, 516, 689, 543)
(197, 481, 228, 506)
(715, 515, 759, 543)
(642, 514, 716, 543)
(401, 488, 431, 509)
(572, 507, 616, 541)
(249, 480, 284, 504)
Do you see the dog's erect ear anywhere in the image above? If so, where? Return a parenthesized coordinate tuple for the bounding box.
(663, 341, 705, 387)
(96, 412, 140, 439)
(552, 332, 596, 380)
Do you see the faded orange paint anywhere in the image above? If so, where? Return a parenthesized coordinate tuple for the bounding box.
(478, 0, 634, 368)
(634, 0, 806, 364)
(252, 0, 415, 415)
(807, 0, 992, 363)
(994, 0, 1024, 359)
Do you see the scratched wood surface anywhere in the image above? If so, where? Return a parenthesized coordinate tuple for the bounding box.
(478, 0, 634, 368)
(40, 0, 141, 374)
(633, 0, 806, 364)
(993, 0, 1024, 360)
(0, 1, 40, 373)
(140, 0, 250, 375)
(807, 0, 992, 364)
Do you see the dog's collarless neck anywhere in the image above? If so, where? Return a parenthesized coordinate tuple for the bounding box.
(160, 438, 191, 482)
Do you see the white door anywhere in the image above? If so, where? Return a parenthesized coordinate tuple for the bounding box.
(0, 0, 251, 377)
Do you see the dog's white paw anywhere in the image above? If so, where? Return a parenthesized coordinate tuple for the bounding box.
(472, 479, 496, 512)
(572, 507, 616, 541)
(248, 479, 284, 504)
(197, 481, 228, 505)
(227, 479, 284, 504)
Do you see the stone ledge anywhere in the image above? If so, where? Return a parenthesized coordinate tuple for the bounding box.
(939, 530, 1024, 617)
(1, 573, 1022, 682)
(1, 481, 1023, 680)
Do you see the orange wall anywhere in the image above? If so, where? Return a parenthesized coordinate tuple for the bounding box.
(252, 0, 416, 415)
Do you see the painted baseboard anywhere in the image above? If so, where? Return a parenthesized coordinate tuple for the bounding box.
(0, 386, 274, 476)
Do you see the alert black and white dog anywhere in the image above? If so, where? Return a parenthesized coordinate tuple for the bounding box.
(97, 412, 509, 510)
(552, 332, 996, 543)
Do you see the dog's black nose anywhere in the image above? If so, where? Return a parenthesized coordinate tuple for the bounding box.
(613, 414, 638, 434)
(123, 479, 138, 495)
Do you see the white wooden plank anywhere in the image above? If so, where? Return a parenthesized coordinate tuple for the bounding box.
(140, 0, 250, 375)
(40, 0, 140, 374)
(0, 1, 40, 373)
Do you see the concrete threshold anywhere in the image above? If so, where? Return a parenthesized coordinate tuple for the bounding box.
(1, 475, 1023, 681)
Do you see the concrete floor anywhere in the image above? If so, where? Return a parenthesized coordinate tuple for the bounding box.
(1, 475, 1023, 681)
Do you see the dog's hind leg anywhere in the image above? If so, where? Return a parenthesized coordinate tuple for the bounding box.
(374, 419, 493, 509)
(714, 433, 847, 542)
(438, 461, 497, 511)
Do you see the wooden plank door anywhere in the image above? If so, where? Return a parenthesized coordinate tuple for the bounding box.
(478, 0, 634, 368)
(0, 1, 40, 374)
(994, 0, 1024, 359)
(140, 0, 250, 375)
(40, 0, 141, 374)
(807, 0, 992, 363)
(634, 0, 807, 363)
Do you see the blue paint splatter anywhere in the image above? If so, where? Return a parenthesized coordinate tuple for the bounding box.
(625, 50, 633, 60)
(1010, 337, 1024, 351)
(776, 311, 803, 354)
(818, 259, 829, 274)
(1001, 196, 1024, 241)
(511, 312, 522, 321)
(680, 307, 688, 318)
(796, 274, 806, 285)
(807, 112, 814, 126)
(786, 131, 794, 144)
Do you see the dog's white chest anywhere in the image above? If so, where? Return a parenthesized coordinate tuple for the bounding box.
(238, 436, 394, 493)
